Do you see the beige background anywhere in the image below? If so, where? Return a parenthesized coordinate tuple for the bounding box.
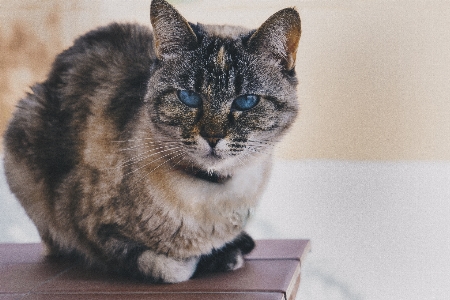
(1, 0, 449, 160)
(2, 3, 450, 298)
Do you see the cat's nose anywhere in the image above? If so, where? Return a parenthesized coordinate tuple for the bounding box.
(204, 137, 221, 149)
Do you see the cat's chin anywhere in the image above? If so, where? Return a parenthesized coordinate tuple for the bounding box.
(174, 154, 243, 183)
(197, 154, 240, 174)
(174, 163, 231, 184)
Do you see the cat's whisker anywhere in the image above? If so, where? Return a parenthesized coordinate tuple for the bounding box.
(170, 154, 187, 170)
(128, 151, 185, 192)
(118, 140, 180, 151)
(236, 156, 246, 167)
(180, 157, 196, 173)
(105, 146, 183, 171)
(118, 146, 167, 162)
(112, 137, 181, 143)
(231, 146, 269, 161)
(119, 145, 182, 167)
(123, 149, 184, 177)
(244, 139, 275, 146)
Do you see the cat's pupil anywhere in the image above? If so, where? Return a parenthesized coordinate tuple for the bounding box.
(232, 95, 260, 111)
(177, 90, 202, 108)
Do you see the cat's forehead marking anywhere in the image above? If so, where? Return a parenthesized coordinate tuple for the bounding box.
(216, 46, 226, 69)
(199, 40, 236, 100)
(205, 83, 213, 99)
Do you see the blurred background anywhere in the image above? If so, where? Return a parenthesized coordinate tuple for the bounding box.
(1, 0, 449, 299)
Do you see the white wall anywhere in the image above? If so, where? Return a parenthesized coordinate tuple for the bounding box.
(247, 160, 450, 300)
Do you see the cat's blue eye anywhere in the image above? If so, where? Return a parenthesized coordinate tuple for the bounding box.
(232, 94, 260, 111)
(177, 90, 202, 108)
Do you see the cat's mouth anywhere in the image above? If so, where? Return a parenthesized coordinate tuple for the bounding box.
(175, 164, 231, 184)
(190, 169, 231, 184)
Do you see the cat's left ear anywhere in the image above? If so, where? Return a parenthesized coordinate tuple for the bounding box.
(150, 0, 198, 59)
(248, 8, 301, 71)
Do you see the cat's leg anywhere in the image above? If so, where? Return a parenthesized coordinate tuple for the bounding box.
(96, 224, 198, 283)
(194, 231, 255, 276)
(40, 231, 60, 257)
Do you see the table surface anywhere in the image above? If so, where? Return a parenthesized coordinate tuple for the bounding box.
(0, 239, 310, 300)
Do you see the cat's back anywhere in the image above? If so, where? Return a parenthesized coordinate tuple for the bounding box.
(3, 22, 155, 197)
(54, 22, 155, 87)
(47, 22, 155, 115)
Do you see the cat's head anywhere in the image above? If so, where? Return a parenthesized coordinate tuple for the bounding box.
(145, 0, 301, 178)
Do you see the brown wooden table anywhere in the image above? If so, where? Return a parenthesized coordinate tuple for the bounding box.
(0, 239, 310, 300)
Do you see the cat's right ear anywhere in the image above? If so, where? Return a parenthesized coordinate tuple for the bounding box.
(248, 8, 301, 71)
(150, 0, 198, 60)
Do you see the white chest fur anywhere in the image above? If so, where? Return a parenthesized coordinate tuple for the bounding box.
(142, 153, 272, 256)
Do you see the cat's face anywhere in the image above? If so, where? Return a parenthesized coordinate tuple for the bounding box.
(145, 0, 301, 176)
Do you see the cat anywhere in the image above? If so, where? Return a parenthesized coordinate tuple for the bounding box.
(3, 0, 301, 283)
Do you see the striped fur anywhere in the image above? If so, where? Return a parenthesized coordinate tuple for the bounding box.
(3, 0, 300, 282)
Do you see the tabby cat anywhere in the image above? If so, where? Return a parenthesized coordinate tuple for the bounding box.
(3, 0, 301, 282)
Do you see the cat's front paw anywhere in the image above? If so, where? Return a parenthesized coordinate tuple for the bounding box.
(195, 248, 245, 276)
(194, 232, 255, 276)
(137, 250, 199, 283)
(224, 249, 245, 271)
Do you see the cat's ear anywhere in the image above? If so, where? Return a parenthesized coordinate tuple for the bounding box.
(150, 0, 197, 59)
(248, 8, 301, 71)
